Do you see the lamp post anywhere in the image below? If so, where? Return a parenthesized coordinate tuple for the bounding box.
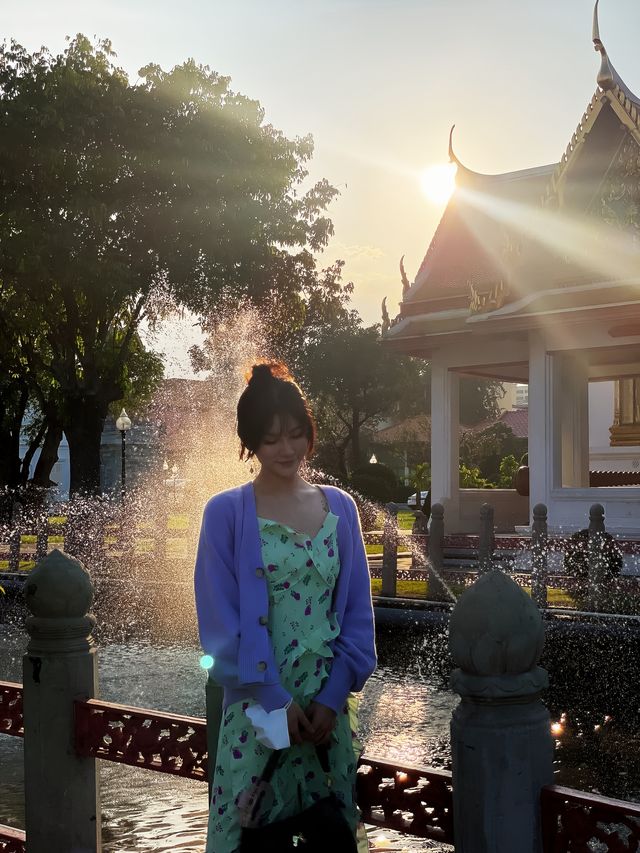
(115, 408, 132, 500)
(171, 464, 178, 505)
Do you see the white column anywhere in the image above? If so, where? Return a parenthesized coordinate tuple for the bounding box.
(431, 362, 460, 531)
(558, 354, 590, 488)
(528, 333, 559, 517)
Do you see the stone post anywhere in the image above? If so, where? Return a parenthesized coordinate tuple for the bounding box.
(587, 503, 606, 612)
(8, 502, 22, 572)
(449, 570, 553, 853)
(531, 503, 548, 609)
(35, 513, 49, 562)
(23, 549, 101, 852)
(427, 503, 448, 601)
(478, 503, 494, 574)
(381, 503, 398, 598)
(206, 676, 224, 802)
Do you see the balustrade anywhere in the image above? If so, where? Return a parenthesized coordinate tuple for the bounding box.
(1, 516, 640, 851)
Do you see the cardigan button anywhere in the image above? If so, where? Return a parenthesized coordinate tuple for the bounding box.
(259, 615, 268, 626)
(257, 661, 267, 672)
(255, 568, 265, 578)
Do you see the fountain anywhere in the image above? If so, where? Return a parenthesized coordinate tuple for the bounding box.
(1, 306, 640, 850)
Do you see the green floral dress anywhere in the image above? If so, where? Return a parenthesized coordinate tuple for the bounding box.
(206, 511, 362, 853)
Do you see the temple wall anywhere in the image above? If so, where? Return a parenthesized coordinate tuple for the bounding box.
(456, 489, 529, 534)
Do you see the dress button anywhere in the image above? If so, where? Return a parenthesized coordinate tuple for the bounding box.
(257, 661, 267, 672)
(255, 568, 265, 578)
(259, 616, 268, 626)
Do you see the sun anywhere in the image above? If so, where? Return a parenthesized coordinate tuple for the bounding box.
(420, 162, 457, 205)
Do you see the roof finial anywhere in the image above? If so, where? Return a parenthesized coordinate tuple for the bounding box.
(381, 297, 390, 334)
(400, 255, 411, 297)
(448, 124, 463, 168)
(593, 0, 614, 90)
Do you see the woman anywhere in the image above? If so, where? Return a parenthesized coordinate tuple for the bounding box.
(194, 361, 377, 852)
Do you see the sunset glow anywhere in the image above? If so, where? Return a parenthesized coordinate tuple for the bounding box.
(420, 162, 457, 205)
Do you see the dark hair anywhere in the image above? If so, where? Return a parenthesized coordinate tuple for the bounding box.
(237, 361, 316, 460)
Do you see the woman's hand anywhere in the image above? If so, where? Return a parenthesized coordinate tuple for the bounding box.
(286, 701, 314, 745)
(306, 701, 337, 745)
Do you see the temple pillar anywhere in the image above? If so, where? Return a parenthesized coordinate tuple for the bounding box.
(528, 334, 560, 514)
(558, 354, 590, 488)
(610, 377, 640, 446)
(430, 363, 460, 531)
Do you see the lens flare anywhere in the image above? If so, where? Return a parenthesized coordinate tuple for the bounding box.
(420, 163, 457, 205)
(200, 654, 214, 670)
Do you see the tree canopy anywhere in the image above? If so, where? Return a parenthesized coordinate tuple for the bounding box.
(0, 36, 337, 494)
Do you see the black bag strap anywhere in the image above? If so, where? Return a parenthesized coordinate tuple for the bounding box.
(247, 743, 334, 824)
(258, 748, 283, 785)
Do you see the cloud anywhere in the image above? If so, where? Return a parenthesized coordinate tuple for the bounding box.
(329, 241, 386, 261)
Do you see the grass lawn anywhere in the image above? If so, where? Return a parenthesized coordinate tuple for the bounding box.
(397, 510, 415, 530)
(370, 578, 428, 598)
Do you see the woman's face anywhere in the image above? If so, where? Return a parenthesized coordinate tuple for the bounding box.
(254, 414, 309, 478)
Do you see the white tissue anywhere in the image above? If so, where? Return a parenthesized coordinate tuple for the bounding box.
(245, 704, 291, 750)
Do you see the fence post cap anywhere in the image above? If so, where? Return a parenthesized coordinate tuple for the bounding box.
(533, 503, 547, 517)
(24, 548, 93, 619)
(431, 503, 444, 517)
(449, 570, 546, 697)
(589, 503, 605, 517)
(480, 502, 493, 515)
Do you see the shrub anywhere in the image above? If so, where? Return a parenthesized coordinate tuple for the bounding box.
(350, 463, 398, 504)
(564, 528, 623, 609)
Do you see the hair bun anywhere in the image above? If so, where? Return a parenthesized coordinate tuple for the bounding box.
(247, 361, 291, 386)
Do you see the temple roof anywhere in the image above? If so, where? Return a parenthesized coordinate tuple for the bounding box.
(385, 2, 640, 350)
(405, 162, 556, 310)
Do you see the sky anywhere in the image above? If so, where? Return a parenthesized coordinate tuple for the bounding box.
(5, 0, 640, 335)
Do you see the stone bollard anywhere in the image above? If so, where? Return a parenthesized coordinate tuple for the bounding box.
(531, 503, 548, 609)
(478, 503, 494, 574)
(449, 570, 553, 853)
(23, 548, 101, 852)
(587, 503, 606, 612)
(427, 503, 448, 601)
(381, 503, 398, 598)
(206, 676, 224, 803)
(8, 502, 22, 572)
(35, 513, 49, 562)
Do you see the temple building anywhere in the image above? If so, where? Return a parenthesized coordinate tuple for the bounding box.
(383, 4, 640, 535)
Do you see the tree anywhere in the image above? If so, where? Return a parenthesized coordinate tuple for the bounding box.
(460, 423, 527, 485)
(0, 36, 337, 494)
(299, 322, 423, 478)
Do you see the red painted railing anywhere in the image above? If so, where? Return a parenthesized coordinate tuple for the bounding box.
(3, 679, 640, 852)
(541, 785, 640, 852)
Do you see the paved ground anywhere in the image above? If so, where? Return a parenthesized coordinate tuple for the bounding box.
(366, 827, 453, 851)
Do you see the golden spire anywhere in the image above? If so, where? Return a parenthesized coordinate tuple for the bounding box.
(400, 255, 411, 297)
(592, 0, 614, 90)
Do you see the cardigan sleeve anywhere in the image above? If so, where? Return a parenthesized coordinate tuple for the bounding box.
(194, 496, 243, 688)
(194, 494, 292, 712)
(314, 492, 377, 714)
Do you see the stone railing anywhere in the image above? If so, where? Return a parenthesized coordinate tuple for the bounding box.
(376, 501, 638, 613)
(2, 548, 640, 851)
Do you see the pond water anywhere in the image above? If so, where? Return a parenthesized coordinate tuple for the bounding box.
(1, 605, 640, 852)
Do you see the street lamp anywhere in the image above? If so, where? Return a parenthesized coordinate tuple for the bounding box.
(171, 463, 178, 504)
(115, 408, 132, 499)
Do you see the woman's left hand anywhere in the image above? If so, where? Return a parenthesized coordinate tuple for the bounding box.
(306, 701, 337, 745)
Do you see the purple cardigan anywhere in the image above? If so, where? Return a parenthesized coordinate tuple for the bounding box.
(194, 482, 376, 713)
